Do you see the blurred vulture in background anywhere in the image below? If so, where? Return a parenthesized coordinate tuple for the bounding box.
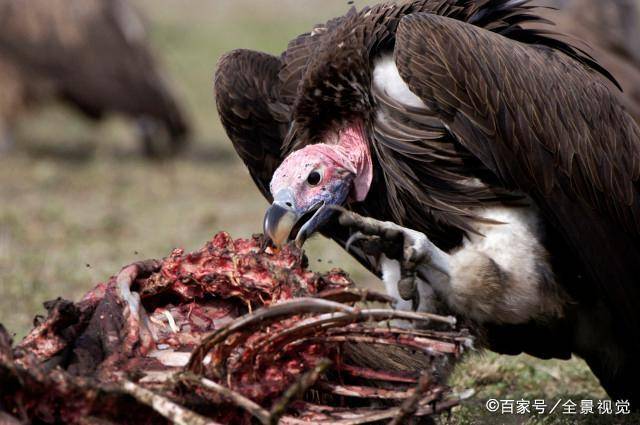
(536, 0, 640, 121)
(0, 0, 190, 156)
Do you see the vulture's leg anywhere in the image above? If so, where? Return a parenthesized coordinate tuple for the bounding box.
(337, 207, 568, 325)
(116, 259, 162, 354)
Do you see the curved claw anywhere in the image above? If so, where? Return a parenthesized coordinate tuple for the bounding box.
(345, 231, 365, 253)
(345, 231, 381, 254)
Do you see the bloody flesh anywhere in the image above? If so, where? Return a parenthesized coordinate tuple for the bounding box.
(0, 232, 470, 424)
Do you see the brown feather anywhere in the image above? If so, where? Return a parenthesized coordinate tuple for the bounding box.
(215, 50, 288, 201)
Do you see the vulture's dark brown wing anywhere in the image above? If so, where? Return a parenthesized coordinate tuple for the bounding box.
(394, 13, 640, 355)
(395, 13, 640, 234)
(214, 50, 287, 201)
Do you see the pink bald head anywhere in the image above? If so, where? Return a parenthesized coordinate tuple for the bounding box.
(270, 123, 373, 203)
(264, 123, 372, 247)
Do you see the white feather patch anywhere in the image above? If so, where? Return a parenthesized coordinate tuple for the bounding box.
(372, 54, 426, 109)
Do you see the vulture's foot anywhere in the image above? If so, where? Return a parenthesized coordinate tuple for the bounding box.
(336, 208, 450, 311)
(334, 208, 571, 328)
(116, 259, 162, 355)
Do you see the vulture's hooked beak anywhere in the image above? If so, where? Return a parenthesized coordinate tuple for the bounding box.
(263, 189, 332, 248)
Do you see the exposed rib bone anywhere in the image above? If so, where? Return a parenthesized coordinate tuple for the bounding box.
(121, 380, 220, 425)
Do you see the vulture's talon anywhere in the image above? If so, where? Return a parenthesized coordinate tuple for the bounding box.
(345, 231, 365, 253)
(397, 276, 417, 301)
(399, 263, 420, 310)
(337, 209, 432, 267)
(345, 231, 379, 253)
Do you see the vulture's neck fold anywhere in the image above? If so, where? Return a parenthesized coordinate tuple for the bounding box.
(334, 123, 372, 202)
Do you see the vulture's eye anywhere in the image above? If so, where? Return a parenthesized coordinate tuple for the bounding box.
(306, 171, 322, 186)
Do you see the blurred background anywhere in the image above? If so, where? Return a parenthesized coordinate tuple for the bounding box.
(0, 0, 381, 338)
(2, 0, 638, 422)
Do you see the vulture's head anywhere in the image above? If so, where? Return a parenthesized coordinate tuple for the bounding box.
(262, 12, 378, 248)
(264, 123, 373, 247)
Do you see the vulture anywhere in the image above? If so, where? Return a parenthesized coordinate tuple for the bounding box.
(0, 0, 189, 156)
(215, 0, 640, 404)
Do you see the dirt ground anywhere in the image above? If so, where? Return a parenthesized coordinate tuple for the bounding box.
(0, 1, 630, 423)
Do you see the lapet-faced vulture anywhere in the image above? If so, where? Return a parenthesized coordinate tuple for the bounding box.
(0, 0, 189, 156)
(215, 0, 640, 403)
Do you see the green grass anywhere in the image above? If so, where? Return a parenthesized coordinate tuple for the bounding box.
(0, 1, 622, 423)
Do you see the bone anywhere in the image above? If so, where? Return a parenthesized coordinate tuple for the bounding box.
(3, 232, 469, 424)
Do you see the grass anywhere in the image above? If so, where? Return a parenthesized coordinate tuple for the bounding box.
(0, 1, 628, 423)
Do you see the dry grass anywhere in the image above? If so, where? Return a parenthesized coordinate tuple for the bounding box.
(0, 1, 625, 423)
